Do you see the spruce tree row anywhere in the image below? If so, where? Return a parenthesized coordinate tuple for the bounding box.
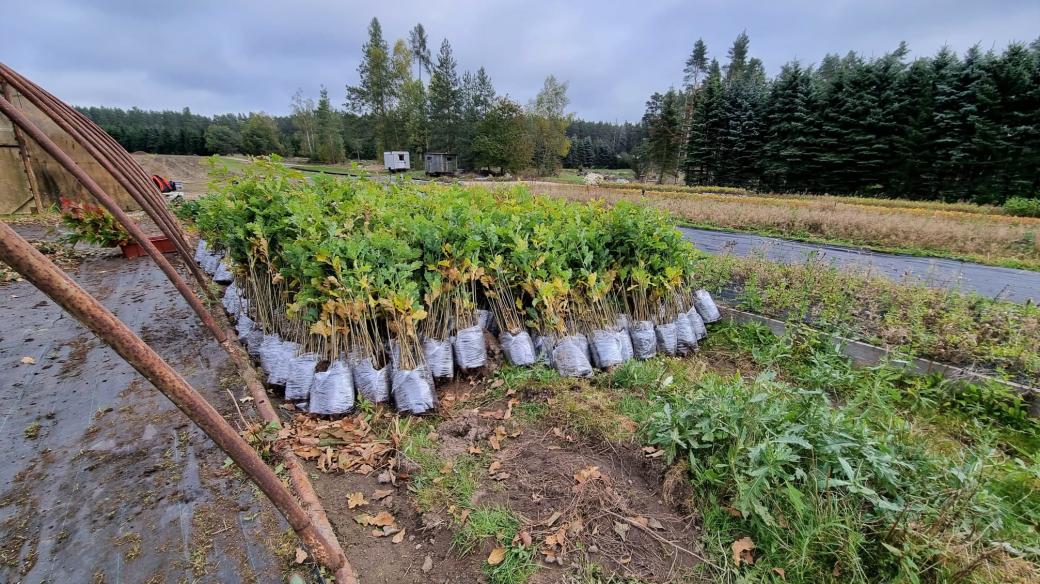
(647, 34, 1040, 203)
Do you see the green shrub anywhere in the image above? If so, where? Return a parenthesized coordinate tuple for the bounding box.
(1003, 196, 1040, 217)
(642, 369, 1039, 583)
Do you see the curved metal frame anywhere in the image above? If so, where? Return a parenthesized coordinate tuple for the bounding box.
(0, 63, 356, 583)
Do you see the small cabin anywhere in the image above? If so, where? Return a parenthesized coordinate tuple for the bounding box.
(424, 152, 457, 176)
(383, 151, 410, 173)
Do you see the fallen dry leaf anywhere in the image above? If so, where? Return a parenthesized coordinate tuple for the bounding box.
(392, 529, 406, 544)
(422, 555, 433, 573)
(772, 567, 786, 580)
(573, 466, 602, 485)
(467, 444, 483, 454)
(517, 530, 532, 547)
(487, 546, 506, 566)
(647, 517, 664, 530)
(19, 356, 35, 365)
(488, 434, 501, 450)
(613, 521, 630, 541)
(347, 492, 367, 509)
(370, 511, 396, 527)
(731, 536, 755, 566)
(294, 547, 308, 564)
(627, 516, 649, 528)
(372, 489, 393, 500)
(488, 460, 502, 473)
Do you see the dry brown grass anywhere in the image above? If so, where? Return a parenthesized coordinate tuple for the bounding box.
(506, 182, 1040, 270)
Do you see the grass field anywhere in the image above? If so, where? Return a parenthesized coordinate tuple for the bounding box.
(522, 182, 1040, 270)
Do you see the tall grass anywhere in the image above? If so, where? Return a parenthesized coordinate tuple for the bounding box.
(520, 182, 1040, 270)
(633, 328, 1040, 584)
(692, 252, 1040, 382)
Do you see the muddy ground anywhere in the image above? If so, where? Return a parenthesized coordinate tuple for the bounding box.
(0, 222, 292, 584)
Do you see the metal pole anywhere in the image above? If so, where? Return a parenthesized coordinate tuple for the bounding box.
(0, 94, 228, 344)
(0, 65, 208, 290)
(0, 220, 354, 580)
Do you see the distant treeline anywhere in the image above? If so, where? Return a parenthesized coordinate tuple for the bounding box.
(641, 34, 1040, 203)
(80, 29, 1040, 202)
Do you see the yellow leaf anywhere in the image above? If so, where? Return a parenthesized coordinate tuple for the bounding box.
(347, 491, 367, 509)
(487, 546, 506, 566)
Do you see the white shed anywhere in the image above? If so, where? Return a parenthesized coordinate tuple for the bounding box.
(383, 151, 411, 172)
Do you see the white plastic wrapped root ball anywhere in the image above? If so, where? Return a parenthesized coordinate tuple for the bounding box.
(244, 327, 265, 357)
(201, 249, 224, 275)
(194, 239, 208, 263)
(630, 320, 657, 360)
(285, 352, 318, 401)
(423, 338, 454, 379)
(552, 335, 594, 377)
(310, 360, 355, 415)
(614, 317, 635, 362)
(694, 289, 721, 323)
(533, 333, 557, 365)
(499, 330, 536, 366)
(213, 261, 234, 284)
(476, 309, 498, 335)
(222, 283, 241, 315)
(655, 322, 679, 356)
(235, 311, 256, 339)
(453, 325, 487, 370)
(590, 329, 627, 369)
(392, 368, 437, 415)
(259, 336, 297, 386)
(353, 357, 390, 403)
(687, 308, 708, 340)
(675, 314, 698, 355)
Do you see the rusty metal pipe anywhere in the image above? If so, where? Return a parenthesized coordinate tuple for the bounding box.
(0, 66, 187, 241)
(0, 65, 200, 283)
(0, 94, 227, 344)
(0, 66, 205, 288)
(0, 66, 197, 274)
(0, 220, 351, 579)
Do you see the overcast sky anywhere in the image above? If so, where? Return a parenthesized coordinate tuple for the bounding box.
(3, 1, 1038, 122)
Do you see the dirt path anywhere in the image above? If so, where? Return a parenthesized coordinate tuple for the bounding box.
(0, 227, 289, 583)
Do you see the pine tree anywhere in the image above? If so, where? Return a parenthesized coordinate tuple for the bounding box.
(642, 90, 683, 182)
(761, 63, 818, 190)
(408, 23, 432, 84)
(684, 60, 724, 185)
(346, 18, 394, 153)
(724, 32, 750, 84)
(428, 39, 462, 152)
(314, 87, 345, 163)
(459, 67, 497, 169)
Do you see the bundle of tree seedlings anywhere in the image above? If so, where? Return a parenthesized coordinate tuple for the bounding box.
(192, 159, 721, 415)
